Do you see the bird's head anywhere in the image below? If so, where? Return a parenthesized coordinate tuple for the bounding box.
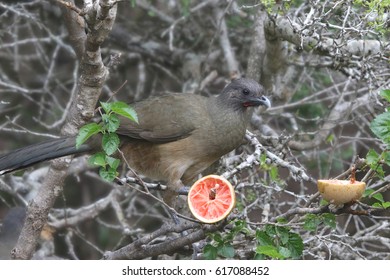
(219, 78, 271, 112)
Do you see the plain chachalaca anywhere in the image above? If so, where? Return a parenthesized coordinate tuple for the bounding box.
(0, 78, 270, 204)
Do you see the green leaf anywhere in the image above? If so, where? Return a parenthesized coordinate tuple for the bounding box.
(253, 253, 266, 260)
(286, 232, 304, 259)
(303, 214, 322, 231)
(380, 89, 390, 103)
(260, 153, 267, 165)
(278, 246, 292, 258)
(203, 244, 218, 260)
(265, 224, 277, 236)
(326, 134, 334, 143)
(225, 220, 249, 240)
(375, 165, 385, 178)
(100, 101, 112, 113)
(382, 202, 390, 209)
(366, 149, 380, 166)
(256, 230, 273, 246)
(224, 230, 235, 242)
(102, 133, 120, 155)
(232, 220, 247, 233)
(382, 151, 390, 166)
(181, 0, 190, 17)
(105, 156, 120, 169)
(276, 217, 288, 224)
(110, 101, 138, 123)
(372, 202, 383, 208)
(217, 244, 235, 258)
(321, 213, 336, 229)
(269, 166, 279, 181)
(372, 193, 385, 202)
(366, 149, 386, 177)
(370, 111, 390, 145)
(276, 226, 290, 245)
(320, 199, 329, 206)
(256, 245, 284, 259)
(363, 188, 375, 197)
(76, 123, 102, 149)
(99, 167, 118, 182)
(88, 152, 106, 167)
(102, 114, 120, 133)
(257, 226, 303, 259)
(212, 233, 223, 244)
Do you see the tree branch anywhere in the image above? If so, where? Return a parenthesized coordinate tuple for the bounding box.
(11, 0, 118, 260)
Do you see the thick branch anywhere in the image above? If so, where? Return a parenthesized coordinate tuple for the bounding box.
(214, 6, 239, 78)
(247, 8, 266, 82)
(265, 15, 386, 58)
(12, 0, 118, 260)
(103, 222, 221, 260)
(58, 0, 86, 59)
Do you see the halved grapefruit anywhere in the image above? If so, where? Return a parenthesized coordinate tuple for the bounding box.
(188, 175, 236, 223)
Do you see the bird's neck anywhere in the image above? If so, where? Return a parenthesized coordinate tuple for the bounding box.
(205, 96, 253, 154)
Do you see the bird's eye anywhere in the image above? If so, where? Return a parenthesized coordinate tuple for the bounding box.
(242, 88, 250, 95)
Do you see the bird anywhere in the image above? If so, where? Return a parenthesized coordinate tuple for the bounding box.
(0, 78, 270, 205)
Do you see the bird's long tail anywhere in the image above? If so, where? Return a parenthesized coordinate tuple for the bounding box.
(0, 137, 91, 175)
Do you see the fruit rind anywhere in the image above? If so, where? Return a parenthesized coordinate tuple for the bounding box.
(317, 179, 366, 205)
(188, 175, 236, 223)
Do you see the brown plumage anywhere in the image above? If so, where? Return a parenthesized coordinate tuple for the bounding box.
(0, 78, 270, 204)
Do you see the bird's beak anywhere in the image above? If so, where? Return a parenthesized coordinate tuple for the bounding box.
(243, 96, 271, 108)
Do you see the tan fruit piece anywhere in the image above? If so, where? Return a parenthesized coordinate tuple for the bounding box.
(317, 179, 366, 205)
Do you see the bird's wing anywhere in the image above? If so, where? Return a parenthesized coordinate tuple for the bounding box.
(116, 93, 204, 143)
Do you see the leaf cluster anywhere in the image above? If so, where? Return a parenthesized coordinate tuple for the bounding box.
(303, 213, 336, 232)
(76, 101, 138, 181)
(364, 189, 390, 209)
(353, 0, 390, 32)
(370, 90, 390, 147)
(365, 89, 390, 208)
(367, 90, 390, 179)
(203, 220, 304, 260)
(203, 220, 249, 260)
(255, 224, 303, 260)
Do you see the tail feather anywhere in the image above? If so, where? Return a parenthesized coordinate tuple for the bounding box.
(0, 137, 91, 175)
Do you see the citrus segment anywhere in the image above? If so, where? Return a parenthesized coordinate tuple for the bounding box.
(188, 175, 236, 223)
